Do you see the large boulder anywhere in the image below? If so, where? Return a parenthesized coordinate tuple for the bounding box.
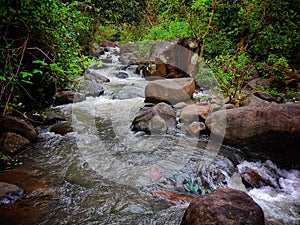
(0, 132, 31, 154)
(131, 102, 176, 134)
(145, 78, 195, 104)
(181, 188, 265, 225)
(0, 116, 36, 140)
(145, 38, 200, 78)
(205, 104, 300, 168)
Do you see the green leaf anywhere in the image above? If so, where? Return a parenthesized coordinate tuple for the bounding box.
(20, 72, 33, 78)
(32, 60, 48, 66)
(33, 69, 43, 74)
(21, 79, 33, 84)
(0, 76, 6, 81)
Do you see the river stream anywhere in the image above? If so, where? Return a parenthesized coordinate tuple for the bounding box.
(1, 46, 299, 225)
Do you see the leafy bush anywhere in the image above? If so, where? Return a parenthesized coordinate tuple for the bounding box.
(208, 52, 254, 102)
(144, 19, 193, 40)
(0, 0, 94, 115)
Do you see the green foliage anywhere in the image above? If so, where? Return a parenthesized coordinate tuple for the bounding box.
(0, 0, 94, 115)
(208, 52, 254, 101)
(144, 19, 193, 40)
(182, 177, 210, 195)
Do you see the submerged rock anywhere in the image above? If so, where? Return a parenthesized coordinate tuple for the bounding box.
(0, 182, 24, 204)
(181, 188, 265, 225)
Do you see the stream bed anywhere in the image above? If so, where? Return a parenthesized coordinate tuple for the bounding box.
(1, 46, 299, 225)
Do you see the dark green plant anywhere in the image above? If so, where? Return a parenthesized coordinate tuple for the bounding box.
(0, 0, 94, 115)
(208, 52, 254, 103)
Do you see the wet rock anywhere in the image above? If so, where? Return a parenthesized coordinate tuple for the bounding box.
(180, 103, 211, 124)
(0, 182, 24, 204)
(240, 168, 275, 189)
(43, 110, 66, 125)
(50, 122, 73, 136)
(84, 80, 105, 97)
(184, 122, 206, 136)
(131, 102, 176, 134)
(181, 188, 265, 225)
(205, 104, 300, 168)
(53, 91, 86, 106)
(0, 116, 37, 140)
(115, 71, 129, 79)
(0, 132, 31, 154)
(145, 78, 195, 104)
(85, 69, 110, 83)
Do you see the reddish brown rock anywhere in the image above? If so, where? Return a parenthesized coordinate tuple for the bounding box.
(0, 132, 31, 154)
(240, 169, 275, 188)
(145, 78, 195, 104)
(0, 116, 36, 140)
(146, 38, 200, 78)
(181, 188, 265, 225)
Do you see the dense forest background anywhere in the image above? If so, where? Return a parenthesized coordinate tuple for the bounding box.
(0, 0, 299, 117)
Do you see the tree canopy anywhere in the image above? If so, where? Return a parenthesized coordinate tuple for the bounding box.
(0, 0, 299, 116)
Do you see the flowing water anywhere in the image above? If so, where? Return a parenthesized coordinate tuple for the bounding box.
(2, 47, 299, 225)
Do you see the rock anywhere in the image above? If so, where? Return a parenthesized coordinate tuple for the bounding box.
(173, 102, 187, 109)
(50, 122, 73, 135)
(219, 104, 235, 110)
(0, 182, 24, 204)
(240, 169, 275, 189)
(119, 52, 137, 64)
(131, 102, 176, 134)
(241, 92, 278, 107)
(100, 40, 118, 48)
(84, 80, 105, 97)
(85, 69, 110, 83)
(180, 103, 211, 123)
(205, 104, 300, 168)
(181, 188, 265, 225)
(88, 41, 105, 57)
(115, 71, 129, 79)
(0, 116, 37, 140)
(0, 132, 31, 154)
(53, 91, 86, 106)
(145, 78, 195, 104)
(253, 91, 279, 102)
(184, 121, 206, 136)
(146, 38, 200, 78)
